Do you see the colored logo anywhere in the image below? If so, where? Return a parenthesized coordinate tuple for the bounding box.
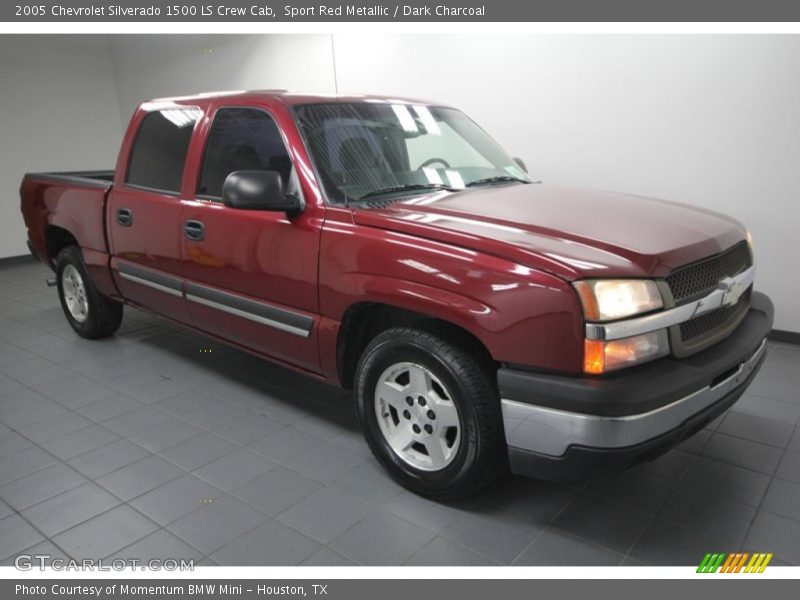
(697, 552, 773, 573)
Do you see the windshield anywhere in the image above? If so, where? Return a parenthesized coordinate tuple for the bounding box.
(294, 102, 531, 204)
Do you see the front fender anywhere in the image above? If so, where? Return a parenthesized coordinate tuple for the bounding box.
(318, 220, 585, 378)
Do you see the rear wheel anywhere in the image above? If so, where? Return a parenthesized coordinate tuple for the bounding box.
(56, 246, 123, 339)
(355, 326, 505, 500)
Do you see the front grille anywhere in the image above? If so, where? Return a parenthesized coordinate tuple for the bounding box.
(679, 287, 751, 342)
(666, 241, 752, 304)
(666, 241, 753, 356)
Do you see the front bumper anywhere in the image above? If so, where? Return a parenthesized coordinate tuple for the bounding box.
(500, 291, 774, 481)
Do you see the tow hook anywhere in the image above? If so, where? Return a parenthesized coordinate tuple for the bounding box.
(46, 277, 56, 287)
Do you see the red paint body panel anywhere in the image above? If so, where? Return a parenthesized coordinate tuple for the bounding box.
(179, 98, 322, 314)
(18, 90, 749, 383)
(175, 97, 325, 371)
(19, 176, 119, 299)
(20, 177, 109, 259)
(107, 187, 190, 325)
(318, 206, 585, 373)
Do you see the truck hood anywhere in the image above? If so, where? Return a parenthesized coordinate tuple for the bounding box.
(352, 183, 747, 280)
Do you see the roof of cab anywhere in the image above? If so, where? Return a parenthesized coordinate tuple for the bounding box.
(143, 90, 440, 108)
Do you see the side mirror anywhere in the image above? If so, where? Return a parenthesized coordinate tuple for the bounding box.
(222, 170, 303, 216)
(513, 157, 528, 173)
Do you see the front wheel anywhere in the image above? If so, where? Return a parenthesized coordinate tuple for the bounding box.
(56, 246, 123, 339)
(355, 326, 505, 500)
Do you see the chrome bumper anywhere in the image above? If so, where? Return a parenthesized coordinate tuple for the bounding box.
(502, 338, 767, 458)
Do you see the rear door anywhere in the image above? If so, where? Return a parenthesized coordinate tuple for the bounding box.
(179, 103, 323, 372)
(107, 105, 201, 324)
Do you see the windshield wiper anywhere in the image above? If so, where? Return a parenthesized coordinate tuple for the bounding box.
(357, 183, 456, 202)
(466, 176, 530, 187)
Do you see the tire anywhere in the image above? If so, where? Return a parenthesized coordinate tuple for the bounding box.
(355, 326, 505, 500)
(56, 246, 123, 339)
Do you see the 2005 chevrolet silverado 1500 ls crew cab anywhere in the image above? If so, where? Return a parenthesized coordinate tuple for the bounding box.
(20, 91, 774, 498)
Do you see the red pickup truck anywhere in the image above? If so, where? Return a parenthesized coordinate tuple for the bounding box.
(20, 91, 773, 498)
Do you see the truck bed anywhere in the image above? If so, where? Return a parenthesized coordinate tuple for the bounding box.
(20, 170, 115, 268)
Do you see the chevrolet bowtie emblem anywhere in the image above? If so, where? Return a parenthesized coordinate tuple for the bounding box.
(719, 276, 744, 307)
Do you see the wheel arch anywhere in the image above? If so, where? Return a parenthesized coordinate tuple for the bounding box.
(44, 224, 79, 266)
(336, 301, 496, 390)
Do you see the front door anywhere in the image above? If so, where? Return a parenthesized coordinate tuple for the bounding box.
(180, 105, 322, 373)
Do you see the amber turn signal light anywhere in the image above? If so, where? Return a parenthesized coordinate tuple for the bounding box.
(583, 330, 670, 374)
(583, 339, 606, 375)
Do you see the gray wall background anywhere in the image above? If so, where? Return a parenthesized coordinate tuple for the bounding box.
(1, 34, 798, 332)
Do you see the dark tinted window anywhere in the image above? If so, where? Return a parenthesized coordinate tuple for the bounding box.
(126, 108, 200, 193)
(198, 108, 292, 199)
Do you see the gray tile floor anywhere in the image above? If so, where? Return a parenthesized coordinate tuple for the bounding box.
(1, 260, 800, 566)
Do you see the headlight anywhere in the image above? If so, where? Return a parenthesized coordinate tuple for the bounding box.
(573, 279, 663, 321)
(574, 279, 668, 374)
(584, 330, 670, 374)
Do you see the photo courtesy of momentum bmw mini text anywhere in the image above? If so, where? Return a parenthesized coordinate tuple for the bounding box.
(16, 584, 314, 595)
(1, 0, 800, 597)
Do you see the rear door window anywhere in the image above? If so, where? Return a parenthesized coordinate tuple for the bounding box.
(126, 108, 201, 194)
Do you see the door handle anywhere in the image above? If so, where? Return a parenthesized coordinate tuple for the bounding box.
(116, 208, 133, 227)
(183, 220, 205, 241)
